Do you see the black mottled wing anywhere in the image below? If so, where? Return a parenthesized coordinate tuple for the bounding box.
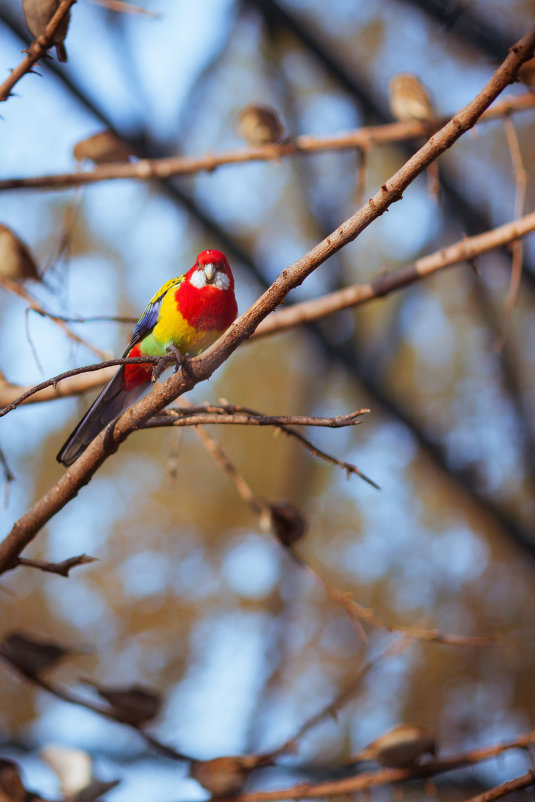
(123, 275, 185, 356)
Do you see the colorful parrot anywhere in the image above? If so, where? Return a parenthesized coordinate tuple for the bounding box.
(57, 250, 237, 467)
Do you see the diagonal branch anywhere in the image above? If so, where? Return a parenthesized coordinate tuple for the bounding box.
(0, 0, 76, 103)
(2, 209, 535, 412)
(0, 26, 534, 574)
(210, 730, 535, 802)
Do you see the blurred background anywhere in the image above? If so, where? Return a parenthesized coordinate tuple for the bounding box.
(0, 0, 535, 800)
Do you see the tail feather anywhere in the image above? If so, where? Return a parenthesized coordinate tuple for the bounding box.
(56, 367, 149, 467)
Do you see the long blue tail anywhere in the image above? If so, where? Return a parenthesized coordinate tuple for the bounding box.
(56, 367, 148, 466)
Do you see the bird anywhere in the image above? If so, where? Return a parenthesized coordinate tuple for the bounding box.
(236, 104, 285, 146)
(190, 755, 272, 796)
(0, 224, 41, 282)
(347, 724, 437, 769)
(22, 0, 71, 62)
(389, 73, 439, 199)
(81, 679, 161, 726)
(73, 131, 134, 165)
(57, 250, 237, 467)
(0, 631, 78, 677)
(388, 74, 435, 126)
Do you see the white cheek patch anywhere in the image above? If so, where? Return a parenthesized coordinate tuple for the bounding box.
(214, 271, 230, 291)
(190, 268, 230, 291)
(190, 269, 207, 289)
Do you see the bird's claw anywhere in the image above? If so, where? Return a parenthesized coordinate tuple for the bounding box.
(151, 346, 184, 382)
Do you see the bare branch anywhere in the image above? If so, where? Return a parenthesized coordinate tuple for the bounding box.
(464, 772, 535, 802)
(0, 93, 533, 192)
(1, 278, 109, 360)
(328, 591, 498, 647)
(0, 357, 161, 418)
(160, 402, 376, 486)
(0, 663, 192, 762)
(17, 554, 97, 576)
(495, 116, 528, 350)
(0, 27, 533, 574)
(0, 0, 77, 103)
(212, 730, 535, 802)
(144, 406, 369, 430)
(269, 639, 410, 761)
(255, 210, 535, 340)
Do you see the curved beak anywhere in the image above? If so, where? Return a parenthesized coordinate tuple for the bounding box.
(203, 262, 216, 283)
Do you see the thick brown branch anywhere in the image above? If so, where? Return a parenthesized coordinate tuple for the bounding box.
(3, 211, 535, 411)
(0, 0, 77, 103)
(1, 27, 533, 573)
(0, 93, 533, 191)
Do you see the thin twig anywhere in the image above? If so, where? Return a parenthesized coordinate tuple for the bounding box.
(0, 278, 108, 359)
(29, 309, 137, 325)
(145, 407, 368, 429)
(328, 591, 498, 647)
(17, 554, 97, 577)
(3, 667, 192, 763)
(269, 639, 410, 760)
(0, 93, 533, 192)
(189, 412, 267, 519)
(0, 356, 161, 417)
(161, 402, 376, 487)
(464, 772, 535, 802)
(495, 115, 528, 351)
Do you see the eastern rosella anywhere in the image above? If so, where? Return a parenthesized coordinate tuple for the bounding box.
(57, 250, 237, 467)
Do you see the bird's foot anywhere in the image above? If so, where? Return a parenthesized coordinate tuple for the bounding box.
(167, 344, 184, 372)
(151, 346, 184, 382)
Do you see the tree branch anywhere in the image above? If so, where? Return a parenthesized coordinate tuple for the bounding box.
(143, 406, 369, 430)
(465, 772, 535, 802)
(214, 730, 535, 802)
(254, 210, 535, 339)
(0, 92, 532, 192)
(0, 0, 77, 103)
(1, 26, 533, 573)
(1, 278, 109, 360)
